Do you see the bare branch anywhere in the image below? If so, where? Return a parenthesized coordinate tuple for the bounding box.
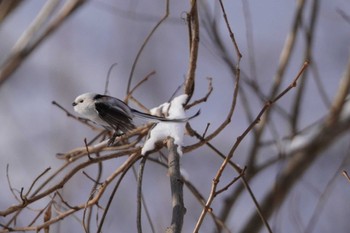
(184, 0, 200, 103)
(342, 170, 350, 183)
(166, 137, 185, 233)
(126, 0, 169, 96)
(104, 63, 118, 95)
(96, 156, 138, 233)
(185, 77, 213, 109)
(218, 0, 242, 59)
(25, 167, 51, 197)
(137, 156, 148, 233)
(126, 70, 156, 102)
(246, 0, 307, 170)
(0, 0, 86, 86)
(52, 100, 98, 130)
(193, 61, 308, 233)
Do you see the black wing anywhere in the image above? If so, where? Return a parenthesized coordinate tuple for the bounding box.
(95, 101, 135, 133)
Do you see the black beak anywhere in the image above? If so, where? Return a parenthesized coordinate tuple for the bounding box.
(72, 102, 77, 106)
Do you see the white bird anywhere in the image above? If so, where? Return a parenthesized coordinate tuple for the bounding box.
(72, 93, 199, 145)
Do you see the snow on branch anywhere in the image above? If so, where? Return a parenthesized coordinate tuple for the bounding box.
(141, 94, 190, 156)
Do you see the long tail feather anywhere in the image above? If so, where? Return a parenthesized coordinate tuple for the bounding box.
(132, 109, 200, 122)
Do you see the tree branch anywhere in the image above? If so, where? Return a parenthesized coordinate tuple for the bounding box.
(166, 137, 186, 233)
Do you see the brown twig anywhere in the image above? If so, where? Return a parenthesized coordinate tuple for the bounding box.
(342, 170, 350, 183)
(185, 0, 242, 154)
(326, 55, 350, 126)
(193, 61, 308, 233)
(136, 156, 148, 233)
(126, 0, 169, 95)
(25, 167, 51, 197)
(104, 63, 118, 95)
(290, 0, 319, 134)
(218, 0, 242, 59)
(0, 0, 86, 86)
(27, 194, 56, 228)
(245, 0, 306, 171)
(6, 164, 21, 203)
(96, 155, 140, 233)
(52, 100, 97, 130)
(0, 149, 139, 217)
(83, 153, 103, 233)
(184, 65, 240, 153)
(185, 77, 213, 109)
(128, 95, 151, 113)
(0, 0, 23, 22)
(84, 138, 93, 160)
(1, 152, 140, 233)
(184, 0, 200, 103)
(239, 59, 350, 233)
(215, 167, 246, 196)
(125, 70, 156, 103)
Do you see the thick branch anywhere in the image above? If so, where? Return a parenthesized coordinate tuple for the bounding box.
(166, 138, 186, 233)
(0, 0, 86, 86)
(184, 0, 200, 103)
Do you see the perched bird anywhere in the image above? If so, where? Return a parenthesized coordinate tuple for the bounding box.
(72, 93, 199, 145)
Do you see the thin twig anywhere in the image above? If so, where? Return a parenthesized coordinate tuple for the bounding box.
(96, 158, 138, 233)
(1, 150, 138, 232)
(342, 170, 350, 183)
(184, 63, 240, 153)
(290, 0, 319, 133)
(337, 8, 350, 25)
(82, 171, 103, 185)
(25, 167, 51, 197)
(136, 156, 148, 233)
(27, 194, 56, 227)
(304, 149, 350, 233)
(185, 0, 242, 153)
(218, 0, 242, 59)
(6, 164, 21, 202)
(242, 0, 258, 82)
(239, 64, 350, 233)
(246, 0, 306, 170)
(126, 0, 169, 95)
(0, 150, 139, 217)
(326, 54, 350, 126)
(185, 77, 213, 109)
(83, 138, 93, 160)
(104, 63, 118, 95)
(215, 167, 246, 196)
(56, 192, 79, 210)
(125, 70, 156, 103)
(83, 154, 103, 233)
(52, 101, 97, 130)
(193, 62, 308, 233)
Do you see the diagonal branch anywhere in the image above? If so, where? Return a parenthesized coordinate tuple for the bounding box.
(0, 0, 86, 86)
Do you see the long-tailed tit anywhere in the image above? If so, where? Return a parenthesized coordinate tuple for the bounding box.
(72, 93, 199, 144)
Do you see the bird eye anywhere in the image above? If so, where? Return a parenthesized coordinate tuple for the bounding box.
(79, 99, 84, 103)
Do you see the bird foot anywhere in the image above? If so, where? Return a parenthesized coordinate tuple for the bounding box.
(107, 131, 125, 146)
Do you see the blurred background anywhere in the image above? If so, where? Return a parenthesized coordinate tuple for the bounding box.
(0, 0, 350, 232)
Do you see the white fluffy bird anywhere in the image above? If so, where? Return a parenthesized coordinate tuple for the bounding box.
(72, 93, 199, 144)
